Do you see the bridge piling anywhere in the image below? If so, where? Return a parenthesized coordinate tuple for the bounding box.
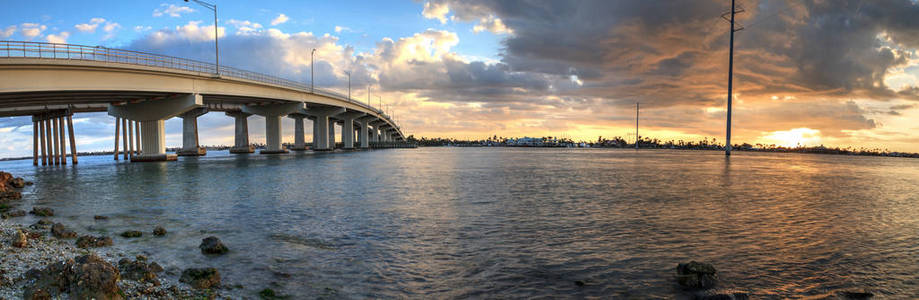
(357, 117, 373, 149)
(67, 114, 77, 164)
(241, 103, 303, 154)
(121, 118, 128, 160)
(226, 111, 254, 153)
(58, 116, 66, 165)
(329, 119, 336, 149)
(128, 119, 134, 159)
(32, 120, 38, 166)
(336, 112, 365, 150)
(178, 108, 208, 156)
(113, 117, 120, 160)
(288, 113, 308, 151)
(108, 93, 202, 162)
(133, 120, 141, 156)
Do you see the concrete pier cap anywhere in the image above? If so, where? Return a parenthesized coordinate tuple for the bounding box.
(242, 102, 304, 154)
(107, 93, 203, 162)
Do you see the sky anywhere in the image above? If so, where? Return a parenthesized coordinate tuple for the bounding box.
(2, 0, 919, 158)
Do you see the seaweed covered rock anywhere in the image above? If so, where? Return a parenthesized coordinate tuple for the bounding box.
(120, 230, 143, 238)
(51, 223, 78, 239)
(153, 226, 167, 236)
(118, 256, 162, 285)
(180, 268, 220, 289)
(676, 261, 718, 289)
(29, 207, 54, 217)
(199, 236, 229, 255)
(22, 254, 123, 300)
(76, 235, 113, 248)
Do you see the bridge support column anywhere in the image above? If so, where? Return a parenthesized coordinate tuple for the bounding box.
(226, 111, 254, 153)
(336, 112, 365, 150)
(108, 93, 203, 162)
(242, 102, 303, 154)
(178, 108, 208, 156)
(288, 114, 308, 151)
(329, 119, 336, 149)
(304, 106, 345, 151)
(368, 124, 378, 144)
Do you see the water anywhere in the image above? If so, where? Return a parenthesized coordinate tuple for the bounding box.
(2, 148, 919, 298)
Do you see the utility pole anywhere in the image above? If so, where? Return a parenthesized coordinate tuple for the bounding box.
(722, 0, 744, 156)
(310, 48, 316, 93)
(635, 102, 639, 149)
(345, 71, 351, 100)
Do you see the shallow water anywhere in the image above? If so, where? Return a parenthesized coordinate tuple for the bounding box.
(2, 148, 919, 298)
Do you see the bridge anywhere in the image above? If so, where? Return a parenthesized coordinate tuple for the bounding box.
(0, 41, 409, 164)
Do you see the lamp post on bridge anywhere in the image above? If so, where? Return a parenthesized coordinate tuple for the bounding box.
(345, 71, 351, 101)
(311, 48, 316, 93)
(184, 0, 219, 77)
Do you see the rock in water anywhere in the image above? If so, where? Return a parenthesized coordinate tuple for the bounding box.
(118, 257, 162, 285)
(120, 230, 143, 238)
(8, 177, 25, 188)
(23, 254, 123, 300)
(676, 261, 718, 289)
(12, 229, 28, 248)
(180, 268, 221, 289)
(29, 207, 54, 217)
(839, 291, 874, 299)
(1, 209, 26, 219)
(51, 223, 78, 239)
(199, 236, 229, 254)
(153, 226, 167, 236)
(94, 215, 109, 220)
(76, 235, 113, 248)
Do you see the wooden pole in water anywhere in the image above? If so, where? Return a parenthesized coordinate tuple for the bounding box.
(32, 120, 38, 166)
(58, 116, 67, 165)
(725, 0, 737, 156)
(122, 118, 128, 160)
(68, 114, 78, 164)
(128, 120, 134, 158)
(39, 118, 47, 165)
(635, 102, 639, 149)
(114, 117, 120, 160)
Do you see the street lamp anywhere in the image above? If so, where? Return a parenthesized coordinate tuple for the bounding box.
(310, 48, 316, 93)
(377, 96, 382, 113)
(184, 0, 219, 76)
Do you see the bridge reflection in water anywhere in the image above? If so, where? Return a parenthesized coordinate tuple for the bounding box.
(0, 41, 411, 164)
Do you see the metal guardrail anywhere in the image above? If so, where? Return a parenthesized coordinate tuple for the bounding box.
(0, 40, 399, 131)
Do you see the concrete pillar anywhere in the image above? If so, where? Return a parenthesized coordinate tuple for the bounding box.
(67, 114, 78, 164)
(121, 118, 128, 160)
(58, 116, 67, 165)
(225, 111, 254, 153)
(32, 120, 38, 166)
(128, 119, 134, 158)
(336, 112, 364, 150)
(329, 119, 336, 149)
(242, 102, 303, 154)
(178, 108, 208, 156)
(134, 121, 141, 155)
(41, 119, 48, 165)
(288, 114, 307, 151)
(357, 118, 371, 149)
(304, 106, 345, 151)
(108, 93, 203, 162)
(113, 117, 120, 160)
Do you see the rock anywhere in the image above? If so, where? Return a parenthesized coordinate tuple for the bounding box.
(94, 215, 109, 220)
(574, 280, 585, 287)
(23, 287, 52, 300)
(29, 218, 53, 230)
(8, 177, 25, 188)
(153, 226, 167, 236)
(12, 229, 28, 248)
(76, 235, 113, 248)
(692, 291, 750, 300)
(148, 262, 164, 273)
(29, 207, 54, 217)
(23, 254, 123, 300)
(51, 223, 78, 239)
(118, 257, 161, 285)
(180, 268, 220, 289)
(676, 261, 718, 289)
(839, 291, 874, 299)
(120, 230, 143, 238)
(1, 209, 26, 219)
(199, 236, 229, 255)
(0, 172, 23, 201)
(25, 181, 34, 185)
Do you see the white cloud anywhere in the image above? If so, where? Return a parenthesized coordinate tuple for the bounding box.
(270, 14, 289, 26)
(0, 25, 15, 38)
(134, 25, 152, 32)
(472, 16, 512, 34)
(334, 26, 351, 33)
(75, 18, 105, 33)
(20, 23, 46, 39)
(422, 1, 450, 24)
(226, 19, 263, 35)
(147, 21, 226, 44)
(46, 31, 70, 43)
(153, 4, 195, 18)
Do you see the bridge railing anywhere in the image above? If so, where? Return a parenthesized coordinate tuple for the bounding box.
(0, 40, 399, 131)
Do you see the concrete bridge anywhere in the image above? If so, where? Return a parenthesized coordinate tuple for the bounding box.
(0, 41, 408, 163)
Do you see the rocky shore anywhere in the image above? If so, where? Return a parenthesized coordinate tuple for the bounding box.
(0, 171, 239, 299)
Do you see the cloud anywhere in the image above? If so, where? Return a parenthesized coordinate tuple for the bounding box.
(422, 1, 450, 24)
(270, 14, 289, 26)
(153, 4, 195, 18)
(46, 31, 69, 43)
(226, 19, 263, 35)
(19, 23, 46, 39)
(74, 18, 105, 33)
(334, 26, 351, 33)
(134, 25, 152, 32)
(141, 21, 226, 44)
(472, 16, 511, 34)
(0, 25, 15, 38)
